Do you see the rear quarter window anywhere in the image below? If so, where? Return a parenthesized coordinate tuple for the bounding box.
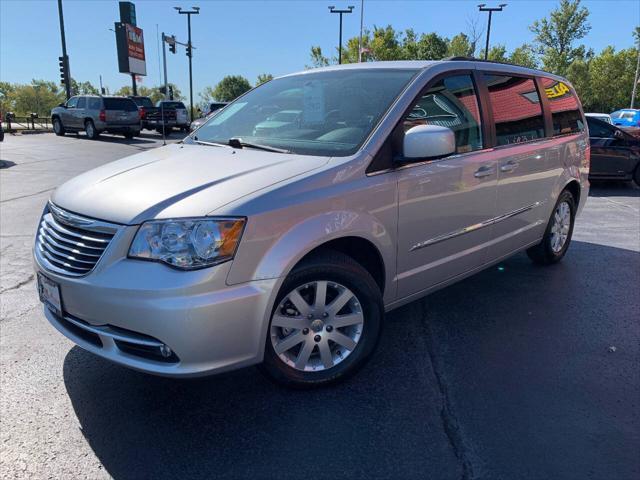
(103, 98, 138, 111)
(541, 77, 584, 136)
(87, 97, 102, 110)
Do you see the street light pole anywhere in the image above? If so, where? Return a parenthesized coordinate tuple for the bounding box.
(57, 0, 71, 100)
(175, 6, 200, 121)
(329, 5, 354, 65)
(358, 0, 364, 63)
(478, 3, 507, 60)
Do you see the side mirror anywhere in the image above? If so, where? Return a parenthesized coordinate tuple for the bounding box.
(58, 103, 66, 108)
(402, 125, 456, 161)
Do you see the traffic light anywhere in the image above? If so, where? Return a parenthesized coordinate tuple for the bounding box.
(169, 86, 174, 100)
(58, 56, 68, 86)
(185, 44, 191, 58)
(169, 36, 176, 54)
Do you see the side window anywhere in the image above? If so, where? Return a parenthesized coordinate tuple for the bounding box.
(66, 97, 78, 108)
(484, 74, 545, 146)
(76, 97, 86, 109)
(87, 97, 102, 110)
(403, 74, 483, 154)
(541, 77, 584, 135)
(586, 118, 613, 138)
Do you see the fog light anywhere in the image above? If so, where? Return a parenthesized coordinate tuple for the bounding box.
(159, 344, 172, 358)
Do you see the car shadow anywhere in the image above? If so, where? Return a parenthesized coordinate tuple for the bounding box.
(67, 133, 158, 145)
(63, 241, 639, 479)
(589, 181, 639, 197)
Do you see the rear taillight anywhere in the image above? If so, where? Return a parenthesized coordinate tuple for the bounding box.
(139, 107, 145, 120)
(99, 109, 106, 122)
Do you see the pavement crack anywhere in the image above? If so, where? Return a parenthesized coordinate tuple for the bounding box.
(0, 188, 54, 204)
(0, 274, 35, 294)
(419, 299, 476, 480)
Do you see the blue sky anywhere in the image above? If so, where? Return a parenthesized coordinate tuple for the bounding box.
(1, 0, 638, 101)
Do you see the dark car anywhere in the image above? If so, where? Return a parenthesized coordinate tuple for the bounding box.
(0, 118, 4, 142)
(587, 116, 640, 185)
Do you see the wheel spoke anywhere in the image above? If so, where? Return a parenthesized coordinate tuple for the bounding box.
(314, 281, 327, 310)
(274, 331, 304, 354)
(318, 341, 333, 369)
(294, 340, 315, 369)
(326, 289, 353, 316)
(330, 312, 364, 328)
(272, 314, 306, 330)
(330, 331, 357, 351)
(287, 289, 311, 317)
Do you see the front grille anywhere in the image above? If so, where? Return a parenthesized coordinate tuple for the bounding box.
(36, 204, 117, 276)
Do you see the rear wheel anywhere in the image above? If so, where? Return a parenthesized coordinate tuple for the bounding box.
(85, 120, 99, 140)
(52, 117, 65, 136)
(527, 189, 576, 265)
(123, 130, 139, 139)
(261, 250, 383, 388)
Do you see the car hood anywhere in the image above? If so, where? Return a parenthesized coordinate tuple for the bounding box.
(51, 143, 329, 224)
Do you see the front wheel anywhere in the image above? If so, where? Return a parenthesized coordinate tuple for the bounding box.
(261, 250, 383, 388)
(527, 189, 576, 265)
(52, 117, 65, 136)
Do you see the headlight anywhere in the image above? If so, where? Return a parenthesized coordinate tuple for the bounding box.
(128, 218, 245, 270)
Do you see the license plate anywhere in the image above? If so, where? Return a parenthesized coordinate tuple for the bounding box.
(37, 273, 62, 316)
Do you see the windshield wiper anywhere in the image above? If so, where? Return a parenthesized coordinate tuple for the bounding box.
(192, 138, 232, 148)
(228, 138, 290, 154)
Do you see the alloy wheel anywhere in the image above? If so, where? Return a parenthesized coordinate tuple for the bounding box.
(270, 281, 364, 372)
(550, 201, 571, 253)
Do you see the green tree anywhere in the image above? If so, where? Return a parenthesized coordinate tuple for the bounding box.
(415, 32, 449, 60)
(114, 83, 182, 103)
(256, 73, 274, 85)
(308, 46, 330, 68)
(479, 45, 508, 63)
(586, 46, 638, 112)
(71, 79, 99, 95)
(206, 76, 252, 102)
(509, 44, 539, 69)
(447, 33, 473, 58)
(530, 0, 591, 75)
(8, 80, 65, 116)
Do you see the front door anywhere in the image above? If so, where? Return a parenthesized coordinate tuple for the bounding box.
(396, 73, 497, 298)
(587, 118, 632, 178)
(61, 96, 78, 128)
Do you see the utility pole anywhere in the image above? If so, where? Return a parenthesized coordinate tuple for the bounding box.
(358, 0, 364, 63)
(161, 32, 169, 145)
(57, 0, 71, 100)
(478, 3, 507, 60)
(175, 6, 200, 121)
(329, 5, 354, 65)
(631, 36, 640, 108)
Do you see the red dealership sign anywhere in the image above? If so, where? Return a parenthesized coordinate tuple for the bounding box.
(115, 22, 146, 75)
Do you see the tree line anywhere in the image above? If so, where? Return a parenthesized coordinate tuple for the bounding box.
(1, 1, 637, 117)
(309, 0, 639, 113)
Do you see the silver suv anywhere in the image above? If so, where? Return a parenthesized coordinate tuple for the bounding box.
(35, 60, 589, 387)
(51, 95, 141, 140)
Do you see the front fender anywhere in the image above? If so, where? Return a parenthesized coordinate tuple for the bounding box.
(227, 210, 396, 303)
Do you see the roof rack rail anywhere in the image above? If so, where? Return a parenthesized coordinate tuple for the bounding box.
(444, 56, 539, 70)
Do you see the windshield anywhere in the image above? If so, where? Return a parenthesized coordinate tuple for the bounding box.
(189, 68, 418, 156)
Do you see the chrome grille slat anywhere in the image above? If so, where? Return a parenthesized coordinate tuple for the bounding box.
(40, 221, 106, 251)
(35, 205, 117, 277)
(38, 229, 102, 258)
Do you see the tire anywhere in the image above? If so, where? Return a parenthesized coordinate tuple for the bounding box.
(260, 250, 383, 388)
(85, 120, 99, 140)
(527, 189, 576, 265)
(52, 117, 65, 136)
(124, 130, 139, 139)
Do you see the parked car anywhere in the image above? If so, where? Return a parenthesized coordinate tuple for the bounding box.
(158, 100, 190, 132)
(190, 102, 228, 132)
(35, 60, 588, 387)
(610, 109, 640, 127)
(51, 96, 141, 139)
(586, 116, 640, 185)
(253, 109, 302, 137)
(0, 118, 4, 142)
(585, 112, 612, 124)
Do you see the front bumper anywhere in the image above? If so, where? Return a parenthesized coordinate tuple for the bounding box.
(34, 228, 279, 377)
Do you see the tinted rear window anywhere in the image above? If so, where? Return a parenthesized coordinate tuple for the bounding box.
(159, 101, 186, 109)
(484, 74, 545, 146)
(541, 77, 584, 136)
(103, 98, 137, 111)
(130, 97, 154, 108)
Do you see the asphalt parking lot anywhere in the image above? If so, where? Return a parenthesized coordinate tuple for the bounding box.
(1, 132, 639, 479)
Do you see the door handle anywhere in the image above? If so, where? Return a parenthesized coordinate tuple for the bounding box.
(500, 161, 519, 173)
(474, 165, 494, 178)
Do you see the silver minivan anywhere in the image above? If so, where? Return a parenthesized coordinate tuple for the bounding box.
(34, 60, 589, 387)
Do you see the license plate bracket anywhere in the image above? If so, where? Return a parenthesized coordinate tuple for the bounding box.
(37, 273, 62, 316)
